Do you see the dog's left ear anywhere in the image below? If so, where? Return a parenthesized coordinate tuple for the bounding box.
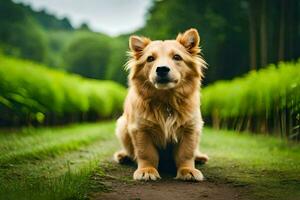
(176, 28, 200, 55)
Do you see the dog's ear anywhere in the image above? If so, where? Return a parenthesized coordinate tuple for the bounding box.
(176, 28, 200, 55)
(129, 35, 151, 58)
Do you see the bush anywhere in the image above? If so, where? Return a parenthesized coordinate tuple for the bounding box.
(0, 55, 126, 126)
(202, 60, 300, 140)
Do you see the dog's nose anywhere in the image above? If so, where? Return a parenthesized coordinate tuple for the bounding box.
(156, 66, 170, 77)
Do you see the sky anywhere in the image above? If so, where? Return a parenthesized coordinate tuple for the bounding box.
(14, 0, 153, 36)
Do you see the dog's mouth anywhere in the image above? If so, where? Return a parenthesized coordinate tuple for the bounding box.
(153, 77, 178, 90)
(156, 77, 171, 84)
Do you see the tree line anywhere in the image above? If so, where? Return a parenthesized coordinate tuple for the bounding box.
(140, 0, 300, 84)
(0, 0, 299, 85)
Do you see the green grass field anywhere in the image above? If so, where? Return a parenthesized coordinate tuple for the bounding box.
(0, 122, 299, 200)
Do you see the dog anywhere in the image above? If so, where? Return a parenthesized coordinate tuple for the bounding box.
(114, 28, 208, 181)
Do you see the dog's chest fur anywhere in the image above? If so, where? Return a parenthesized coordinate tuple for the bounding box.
(137, 100, 196, 147)
(154, 105, 179, 142)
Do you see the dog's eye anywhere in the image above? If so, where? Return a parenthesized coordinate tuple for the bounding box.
(173, 54, 182, 61)
(147, 56, 155, 62)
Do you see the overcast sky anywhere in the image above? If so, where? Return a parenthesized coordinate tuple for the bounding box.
(14, 0, 152, 36)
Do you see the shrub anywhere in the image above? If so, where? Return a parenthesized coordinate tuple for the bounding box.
(202, 60, 300, 140)
(0, 55, 126, 126)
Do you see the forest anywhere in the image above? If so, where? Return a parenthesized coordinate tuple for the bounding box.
(1, 0, 299, 84)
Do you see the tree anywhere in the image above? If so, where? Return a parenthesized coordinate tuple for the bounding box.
(79, 23, 91, 31)
(0, 0, 47, 62)
(105, 36, 129, 85)
(246, 0, 299, 68)
(248, 0, 258, 70)
(259, 0, 268, 67)
(278, 0, 285, 61)
(139, 0, 249, 84)
(63, 34, 112, 79)
(139, 0, 300, 83)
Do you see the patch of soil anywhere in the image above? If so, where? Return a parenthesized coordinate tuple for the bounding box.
(88, 161, 250, 200)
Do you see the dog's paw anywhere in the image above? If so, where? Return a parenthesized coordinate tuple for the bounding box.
(195, 152, 209, 164)
(113, 150, 132, 164)
(175, 167, 204, 181)
(133, 167, 161, 181)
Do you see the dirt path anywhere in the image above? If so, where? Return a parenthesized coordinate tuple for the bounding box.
(88, 161, 250, 200)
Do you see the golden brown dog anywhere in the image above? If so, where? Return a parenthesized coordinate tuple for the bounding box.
(114, 28, 208, 181)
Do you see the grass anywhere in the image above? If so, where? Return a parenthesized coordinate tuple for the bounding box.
(0, 123, 115, 164)
(200, 129, 300, 200)
(0, 121, 119, 200)
(0, 122, 299, 200)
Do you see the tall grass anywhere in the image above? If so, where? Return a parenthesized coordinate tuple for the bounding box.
(0, 55, 127, 126)
(202, 60, 300, 140)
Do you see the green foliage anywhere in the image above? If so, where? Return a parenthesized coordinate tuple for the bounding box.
(0, 55, 127, 125)
(0, 122, 299, 200)
(45, 30, 78, 68)
(105, 36, 129, 85)
(201, 128, 300, 200)
(202, 60, 300, 139)
(2, 0, 300, 87)
(63, 33, 112, 79)
(140, 0, 250, 84)
(24, 7, 74, 31)
(0, 0, 47, 62)
(0, 121, 118, 200)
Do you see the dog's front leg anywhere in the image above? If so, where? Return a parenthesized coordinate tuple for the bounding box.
(131, 131, 161, 181)
(174, 131, 204, 181)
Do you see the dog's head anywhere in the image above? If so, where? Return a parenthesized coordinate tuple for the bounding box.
(127, 28, 206, 91)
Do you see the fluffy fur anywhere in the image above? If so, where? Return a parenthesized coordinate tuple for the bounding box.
(114, 28, 208, 181)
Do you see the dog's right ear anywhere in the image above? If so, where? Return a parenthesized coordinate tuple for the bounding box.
(129, 36, 150, 58)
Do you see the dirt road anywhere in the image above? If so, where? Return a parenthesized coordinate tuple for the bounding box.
(89, 162, 250, 200)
